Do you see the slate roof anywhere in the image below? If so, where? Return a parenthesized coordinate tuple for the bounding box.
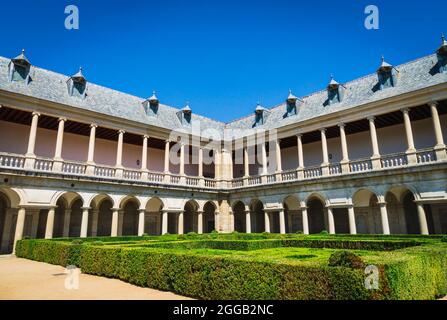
(0, 52, 446, 139)
(226, 54, 447, 137)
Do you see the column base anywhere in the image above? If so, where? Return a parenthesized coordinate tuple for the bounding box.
(370, 155, 382, 169)
(85, 163, 96, 176)
(434, 145, 447, 161)
(24, 155, 36, 169)
(405, 149, 417, 165)
(52, 160, 63, 172)
(321, 164, 329, 176)
(340, 160, 350, 174)
(297, 167, 304, 180)
(115, 168, 124, 178)
(141, 170, 149, 181)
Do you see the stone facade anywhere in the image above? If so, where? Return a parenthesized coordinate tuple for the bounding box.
(1, 41, 447, 253)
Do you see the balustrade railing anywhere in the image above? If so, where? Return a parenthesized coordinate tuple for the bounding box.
(123, 169, 142, 180)
(94, 165, 116, 178)
(148, 172, 164, 183)
(232, 178, 244, 188)
(381, 153, 408, 169)
(282, 170, 298, 182)
(417, 149, 437, 164)
(186, 177, 200, 186)
(329, 163, 342, 175)
(34, 158, 53, 171)
(0, 153, 25, 169)
(169, 175, 181, 184)
(204, 179, 216, 188)
(304, 166, 322, 179)
(248, 176, 261, 186)
(62, 161, 86, 175)
(350, 159, 373, 173)
(266, 174, 276, 183)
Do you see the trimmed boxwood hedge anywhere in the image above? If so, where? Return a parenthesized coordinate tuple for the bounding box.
(15, 236, 447, 300)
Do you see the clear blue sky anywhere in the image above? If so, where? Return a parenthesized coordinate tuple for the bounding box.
(0, 0, 445, 122)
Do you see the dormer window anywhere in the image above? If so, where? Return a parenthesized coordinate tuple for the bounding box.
(286, 90, 301, 117)
(327, 76, 345, 105)
(9, 50, 31, 83)
(67, 67, 87, 98)
(436, 35, 447, 74)
(177, 103, 192, 125)
(377, 56, 398, 90)
(143, 91, 159, 116)
(254, 103, 268, 126)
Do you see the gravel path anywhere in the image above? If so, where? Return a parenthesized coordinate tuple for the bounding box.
(0, 255, 191, 300)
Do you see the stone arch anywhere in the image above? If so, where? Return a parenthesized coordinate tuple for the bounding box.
(250, 199, 265, 233)
(69, 198, 84, 237)
(0, 188, 22, 254)
(283, 195, 301, 233)
(52, 192, 85, 238)
(352, 189, 381, 234)
(184, 200, 199, 233)
(145, 197, 164, 235)
(121, 197, 140, 236)
(306, 195, 326, 234)
(232, 200, 247, 233)
(203, 201, 216, 233)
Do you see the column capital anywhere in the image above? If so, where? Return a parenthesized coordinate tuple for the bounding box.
(58, 117, 67, 122)
(138, 209, 146, 213)
(367, 116, 376, 122)
(296, 133, 303, 138)
(31, 111, 41, 117)
(400, 107, 410, 114)
(118, 129, 126, 135)
(338, 122, 346, 128)
(90, 123, 98, 129)
(143, 134, 150, 140)
(428, 101, 438, 108)
(320, 128, 327, 133)
(81, 207, 92, 211)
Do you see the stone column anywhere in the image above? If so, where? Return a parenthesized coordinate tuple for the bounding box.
(25, 112, 40, 169)
(368, 116, 382, 169)
(401, 108, 417, 164)
(347, 206, 357, 235)
(178, 211, 184, 235)
(111, 208, 119, 237)
(297, 134, 304, 179)
(141, 135, 149, 180)
(13, 208, 26, 254)
(197, 211, 203, 234)
(244, 147, 250, 177)
(86, 124, 97, 175)
(264, 211, 270, 233)
(320, 129, 330, 175)
(80, 207, 90, 238)
(339, 123, 350, 173)
(164, 140, 171, 173)
(161, 211, 168, 235)
(53, 117, 66, 172)
(115, 130, 125, 177)
(301, 207, 309, 235)
(275, 139, 282, 177)
(179, 143, 186, 185)
(63, 209, 71, 237)
(416, 203, 429, 235)
(45, 207, 55, 239)
(279, 209, 286, 234)
(378, 202, 390, 235)
(327, 207, 335, 234)
(261, 142, 268, 176)
(429, 102, 447, 160)
(245, 210, 252, 234)
(138, 209, 145, 236)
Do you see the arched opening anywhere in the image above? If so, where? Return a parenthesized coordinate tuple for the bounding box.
(353, 189, 381, 234)
(250, 199, 264, 233)
(97, 199, 113, 236)
(232, 201, 246, 232)
(307, 196, 326, 234)
(184, 200, 198, 233)
(69, 198, 83, 237)
(54, 198, 66, 238)
(203, 202, 216, 233)
(145, 197, 163, 235)
(0, 193, 8, 253)
(333, 208, 350, 234)
(403, 192, 419, 234)
(283, 196, 301, 233)
(122, 199, 139, 236)
(0, 189, 21, 253)
(36, 209, 48, 239)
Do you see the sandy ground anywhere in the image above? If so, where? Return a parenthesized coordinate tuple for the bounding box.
(0, 255, 191, 300)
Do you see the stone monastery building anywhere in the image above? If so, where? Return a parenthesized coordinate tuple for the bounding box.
(1, 38, 447, 253)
